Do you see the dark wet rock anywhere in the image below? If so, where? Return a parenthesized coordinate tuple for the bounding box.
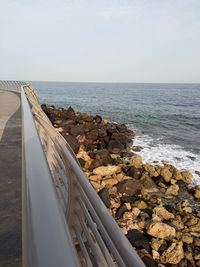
(121, 150, 135, 158)
(89, 149, 113, 164)
(89, 159, 104, 171)
(120, 196, 138, 203)
(96, 139, 107, 150)
(94, 115, 102, 123)
(83, 115, 93, 123)
(86, 129, 99, 141)
(98, 188, 111, 208)
(116, 124, 135, 138)
(164, 204, 176, 214)
(111, 132, 133, 147)
(64, 106, 75, 119)
(78, 158, 86, 167)
(142, 256, 158, 267)
(83, 141, 96, 152)
(143, 208, 153, 217)
(126, 166, 143, 179)
(106, 125, 118, 136)
(158, 240, 168, 253)
(70, 124, 84, 136)
(117, 179, 142, 196)
(187, 263, 196, 267)
(126, 229, 151, 252)
(107, 140, 124, 154)
(132, 146, 144, 152)
(103, 135, 111, 145)
(64, 135, 80, 154)
(98, 128, 107, 138)
(176, 180, 187, 188)
(116, 123, 128, 133)
(195, 170, 200, 177)
(61, 119, 75, 127)
(115, 204, 128, 219)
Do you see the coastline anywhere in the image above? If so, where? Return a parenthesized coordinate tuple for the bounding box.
(42, 104, 200, 267)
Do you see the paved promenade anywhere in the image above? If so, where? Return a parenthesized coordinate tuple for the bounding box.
(0, 90, 22, 267)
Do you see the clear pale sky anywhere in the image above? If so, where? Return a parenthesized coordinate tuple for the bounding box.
(0, 0, 200, 83)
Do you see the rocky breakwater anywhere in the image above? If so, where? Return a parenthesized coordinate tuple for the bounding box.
(42, 104, 200, 267)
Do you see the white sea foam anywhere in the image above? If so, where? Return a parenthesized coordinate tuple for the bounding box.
(133, 134, 200, 185)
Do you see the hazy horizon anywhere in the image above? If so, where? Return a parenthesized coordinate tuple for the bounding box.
(31, 80, 200, 85)
(0, 0, 200, 83)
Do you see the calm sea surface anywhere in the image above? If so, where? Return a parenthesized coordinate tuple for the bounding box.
(31, 82, 200, 182)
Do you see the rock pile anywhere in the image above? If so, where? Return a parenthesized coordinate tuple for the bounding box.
(42, 104, 200, 267)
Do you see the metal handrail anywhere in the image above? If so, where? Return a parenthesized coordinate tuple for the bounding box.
(22, 84, 145, 267)
(0, 80, 25, 92)
(21, 87, 80, 267)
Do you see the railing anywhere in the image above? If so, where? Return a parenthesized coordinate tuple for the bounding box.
(21, 86, 81, 267)
(0, 80, 25, 92)
(22, 84, 145, 267)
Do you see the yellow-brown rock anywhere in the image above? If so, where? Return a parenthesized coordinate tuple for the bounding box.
(93, 165, 121, 177)
(147, 222, 176, 239)
(130, 155, 143, 168)
(89, 174, 102, 182)
(102, 177, 119, 186)
(166, 184, 179, 196)
(151, 238, 165, 251)
(182, 233, 193, 244)
(153, 206, 174, 220)
(181, 170, 193, 184)
(133, 200, 147, 210)
(160, 166, 172, 182)
(140, 174, 159, 194)
(172, 168, 182, 180)
(160, 242, 184, 264)
(195, 186, 200, 199)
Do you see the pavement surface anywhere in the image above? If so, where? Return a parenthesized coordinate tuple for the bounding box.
(0, 90, 22, 267)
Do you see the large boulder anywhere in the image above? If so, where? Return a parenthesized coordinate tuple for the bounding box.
(195, 186, 200, 199)
(130, 155, 143, 168)
(181, 170, 193, 184)
(98, 128, 107, 138)
(115, 204, 128, 219)
(94, 115, 102, 123)
(166, 184, 179, 196)
(64, 135, 80, 154)
(111, 132, 133, 147)
(172, 168, 182, 180)
(64, 106, 75, 119)
(153, 206, 174, 220)
(89, 159, 104, 171)
(98, 187, 111, 208)
(107, 140, 124, 154)
(117, 179, 142, 196)
(160, 166, 172, 182)
(140, 174, 159, 194)
(93, 165, 121, 177)
(85, 129, 99, 141)
(126, 229, 151, 252)
(142, 256, 158, 267)
(89, 149, 113, 164)
(70, 124, 84, 136)
(160, 242, 184, 265)
(126, 166, 143, 179)
(147, 222, 176, 239)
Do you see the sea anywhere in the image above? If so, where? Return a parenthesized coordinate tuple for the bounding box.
(31, 81, 200, 184)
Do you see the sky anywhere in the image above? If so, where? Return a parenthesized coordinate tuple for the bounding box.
(0, 0, 200, 83)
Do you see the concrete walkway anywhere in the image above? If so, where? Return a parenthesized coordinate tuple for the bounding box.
(0, 90, 22, 267)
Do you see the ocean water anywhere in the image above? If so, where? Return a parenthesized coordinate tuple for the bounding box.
(31, 81, 200, 183)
